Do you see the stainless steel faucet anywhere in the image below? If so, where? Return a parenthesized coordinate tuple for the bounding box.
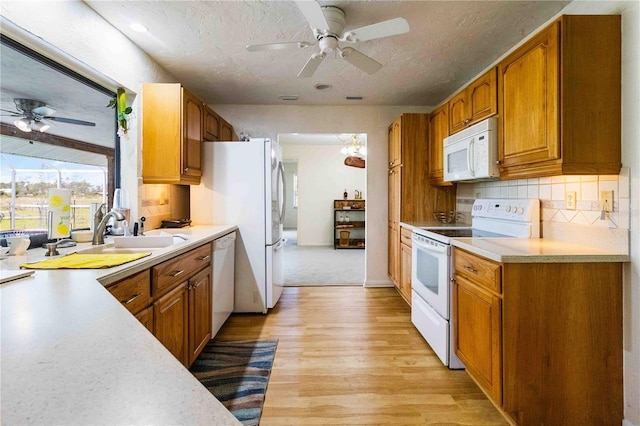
(92, 204, 125, 245)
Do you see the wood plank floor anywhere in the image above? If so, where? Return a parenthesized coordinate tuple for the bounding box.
(216, 286, 508, 425)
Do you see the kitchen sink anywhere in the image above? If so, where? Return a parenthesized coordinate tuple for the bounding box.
(75, 245, 154, 255)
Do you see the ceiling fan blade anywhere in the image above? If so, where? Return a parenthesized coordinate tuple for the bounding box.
(0, 109, 21, 116)
(247, 41, 311, 52)
(297, 52, 326, 78)
(32, 106, 57, 116)
(46, 116, 96, 126)
(339, 47, 383, 75)
(344, 17, 410, 42)
(296, 1, 330, 31)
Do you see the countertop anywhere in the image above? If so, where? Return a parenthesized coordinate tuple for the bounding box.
(400, 221, 629, 263)
(0, 225, 242, 425)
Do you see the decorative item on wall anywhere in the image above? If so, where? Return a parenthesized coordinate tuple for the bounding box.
(344, 156, 365, 168)
(106, 88, 133, 139)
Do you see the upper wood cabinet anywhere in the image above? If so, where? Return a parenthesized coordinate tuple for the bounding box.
(388, 118, 402, 168)
(449, 67, 497, 134)
(220, 119, 235, 141)
(428, 103, 451, 186)
(498, 15, 621, 179)
(203, 106, 221, 141)
(142, 83, 203, 185)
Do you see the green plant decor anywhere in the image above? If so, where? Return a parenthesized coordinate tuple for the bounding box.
(107, 88, 133, 139)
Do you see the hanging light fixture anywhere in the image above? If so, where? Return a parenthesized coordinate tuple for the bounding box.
(338, 134, 366, 157)
(31, 120, 50, 132)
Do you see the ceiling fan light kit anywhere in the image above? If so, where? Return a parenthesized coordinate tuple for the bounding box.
(246, 1, 410, 78)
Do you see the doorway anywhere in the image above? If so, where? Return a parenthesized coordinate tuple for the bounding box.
(279, 133, 366, 286)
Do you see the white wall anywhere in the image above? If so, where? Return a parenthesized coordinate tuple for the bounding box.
(281, 143, 365, 246)
(212, 105, 431, 286)
(282, 161, 298, 230)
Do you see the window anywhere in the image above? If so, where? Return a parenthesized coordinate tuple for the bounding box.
(0, 35, 117, 233)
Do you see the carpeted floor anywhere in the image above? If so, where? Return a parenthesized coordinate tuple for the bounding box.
(283, 229, 365, 286)
(190, 339, 278, 426)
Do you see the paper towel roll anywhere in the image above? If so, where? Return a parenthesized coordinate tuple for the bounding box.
(48, 189, 71, 239)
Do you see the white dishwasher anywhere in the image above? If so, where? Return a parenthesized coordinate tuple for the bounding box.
(212, 231, 236, 337)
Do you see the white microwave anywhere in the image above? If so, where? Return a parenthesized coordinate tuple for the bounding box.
(443, 117, 499, 182)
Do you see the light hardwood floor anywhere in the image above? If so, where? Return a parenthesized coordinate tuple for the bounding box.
(216, 287, 507, 425)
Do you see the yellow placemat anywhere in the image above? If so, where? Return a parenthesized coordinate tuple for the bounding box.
(20, 252, 151, 270)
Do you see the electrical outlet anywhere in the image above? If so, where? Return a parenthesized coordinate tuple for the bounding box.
(601, 190, 614, 212)
(566, 191, 576, 210)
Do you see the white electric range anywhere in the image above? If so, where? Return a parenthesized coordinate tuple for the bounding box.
(411, 199, 540, 369)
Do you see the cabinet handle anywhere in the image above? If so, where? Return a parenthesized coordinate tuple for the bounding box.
(389, 170, 394, 175)
(197, 255, 210, 261)
(464, 265, 477, 273)
(122, 293, 141, 305)
(170, 269, 185, 277)
(389, 161, 393, 167)
(184, 167, 189, 173)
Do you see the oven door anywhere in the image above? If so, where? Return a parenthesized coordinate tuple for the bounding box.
(411, 233, 450, 319)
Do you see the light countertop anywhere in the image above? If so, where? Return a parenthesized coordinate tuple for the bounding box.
(400, 221, 629, 263)
(451, 237, 629, 263)
(0, 225, 241, 425)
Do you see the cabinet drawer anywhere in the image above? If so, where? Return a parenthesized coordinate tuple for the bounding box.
(107, 270, 151, 315)
(152, 243, 212, 298)
(454, 248, 501, 294)
(400, 227, 413, 247)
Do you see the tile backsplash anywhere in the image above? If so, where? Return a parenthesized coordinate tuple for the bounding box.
(456, 167, 631, 232)
(137, 180, 190, 230)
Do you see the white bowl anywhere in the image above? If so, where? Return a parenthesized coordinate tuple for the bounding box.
(71, 230, 93, 243)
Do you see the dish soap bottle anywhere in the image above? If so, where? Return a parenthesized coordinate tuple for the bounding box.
(343, 189, 348, 200)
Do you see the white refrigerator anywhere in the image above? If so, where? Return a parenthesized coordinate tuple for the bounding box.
(191, 138, 285, 313)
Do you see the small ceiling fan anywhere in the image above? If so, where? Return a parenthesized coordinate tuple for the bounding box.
(246, 1, 410, 78)
(0, 98, 96, 133)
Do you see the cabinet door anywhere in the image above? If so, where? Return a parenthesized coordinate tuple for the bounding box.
(182, 88, 203, 181)
(188, 267, 212, 366)
(499, 22, 559, 170)
(448, 91, 468, 134)
(388, 223, 399, 288)
(388, 118, 401, 167)
(400, 243, 412, 304)
(388, 166, 401, 286)
(154, 282, 189, 366)
(428, 103, 449, 185)
(220, 120, 233, 141)
(454, 275, 502, 403)
(135, 305, 154, 333)
(203, 107, 220, 141)
(468, 67, 497, 124)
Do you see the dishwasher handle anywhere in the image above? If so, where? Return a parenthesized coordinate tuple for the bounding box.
(214, 232, 236, 250)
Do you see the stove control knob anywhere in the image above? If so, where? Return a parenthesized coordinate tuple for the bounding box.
(518, 207, 525, 215)
(505, 206, 512, 213)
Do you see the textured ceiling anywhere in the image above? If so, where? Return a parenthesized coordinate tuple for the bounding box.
(85, 0, 570, 106)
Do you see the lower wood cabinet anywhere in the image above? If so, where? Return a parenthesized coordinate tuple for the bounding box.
(154, 281, 189, 365)
(453, 247, 623, 425)
(398, 226, 413, 304)
(187, 266, 212, 366)
(106, 242, 213, 368)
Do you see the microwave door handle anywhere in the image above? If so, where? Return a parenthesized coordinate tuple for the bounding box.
(467, 137, 475, 177)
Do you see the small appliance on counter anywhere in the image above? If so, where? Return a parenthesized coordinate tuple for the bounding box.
(160, 219, 192, 228)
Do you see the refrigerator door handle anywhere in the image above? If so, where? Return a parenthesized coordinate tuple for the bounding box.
(278, 161, 286, 225)
(273, 238, 287, 251)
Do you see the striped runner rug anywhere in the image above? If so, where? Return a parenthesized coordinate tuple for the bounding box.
(190, 339, 278, 426)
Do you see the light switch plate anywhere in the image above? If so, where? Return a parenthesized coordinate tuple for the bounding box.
(601, 190, 614, 212)
(566, 191, 576, 210)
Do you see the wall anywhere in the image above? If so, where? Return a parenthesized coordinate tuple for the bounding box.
(281, 143, 365, 246)
(282, 161, 298, 230)
(211, 105, 431, 286)
(0, 1, 182, 231)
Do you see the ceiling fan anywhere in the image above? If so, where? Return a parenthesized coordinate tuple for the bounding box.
(0, 98, 96, 133)
(246, 1, 410, 78)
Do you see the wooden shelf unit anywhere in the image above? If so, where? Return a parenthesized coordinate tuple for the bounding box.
(333, 199, 365, 249)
